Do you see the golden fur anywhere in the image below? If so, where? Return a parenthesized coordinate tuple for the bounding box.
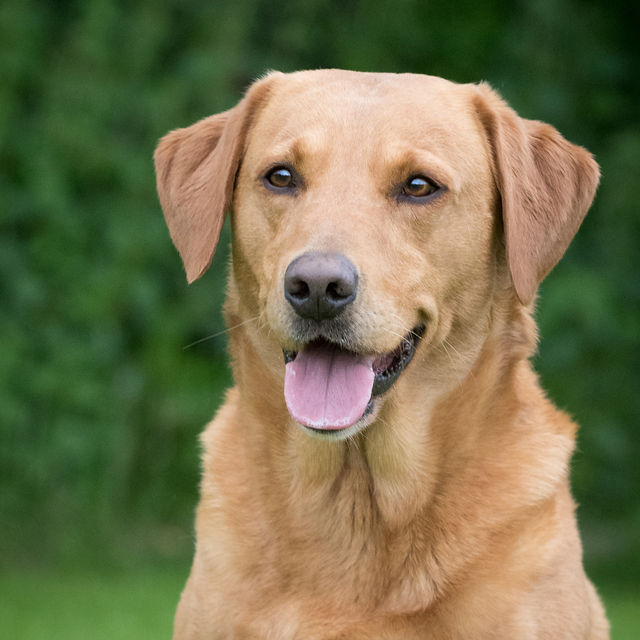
(155, 70, 608, 639)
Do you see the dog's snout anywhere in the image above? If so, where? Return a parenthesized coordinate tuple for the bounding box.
(284, 252, 358, 321)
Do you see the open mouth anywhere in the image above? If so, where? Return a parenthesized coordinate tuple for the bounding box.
(283, 324, 425, 432)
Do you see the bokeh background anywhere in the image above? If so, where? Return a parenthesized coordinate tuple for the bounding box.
(1, 0, 639, 637)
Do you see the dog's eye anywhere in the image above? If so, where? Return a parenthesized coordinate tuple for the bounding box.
(266, 167, 294, 189)
(403, 175, 439, 198)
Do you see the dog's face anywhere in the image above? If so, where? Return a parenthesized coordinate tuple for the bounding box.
(232, 73, 497, 436)
(155, 70, 599, 440)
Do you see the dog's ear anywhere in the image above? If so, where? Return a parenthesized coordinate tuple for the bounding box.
(154, 74, 278, 283)
(473, 84, 600, 305)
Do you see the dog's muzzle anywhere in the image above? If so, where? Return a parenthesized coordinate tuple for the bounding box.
(281, 252, 424, 432)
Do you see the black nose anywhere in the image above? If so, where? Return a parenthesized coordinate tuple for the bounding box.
(284, 252, 358, 321)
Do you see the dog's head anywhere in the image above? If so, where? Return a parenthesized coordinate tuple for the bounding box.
(155, 70, 598, 439)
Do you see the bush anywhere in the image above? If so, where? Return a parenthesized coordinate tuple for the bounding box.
(1, 0, 638, 568)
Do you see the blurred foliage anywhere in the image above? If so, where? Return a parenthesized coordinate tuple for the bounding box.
(0, 0, 638, 569)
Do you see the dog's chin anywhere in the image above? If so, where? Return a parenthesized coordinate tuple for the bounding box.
(283, 324, 425, 439)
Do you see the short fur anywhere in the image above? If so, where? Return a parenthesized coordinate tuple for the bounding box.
(155, 70, 607, 639)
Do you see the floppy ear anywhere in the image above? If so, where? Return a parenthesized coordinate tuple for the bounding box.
(154, 74, 278, 283)
(473, 84, 600, 305)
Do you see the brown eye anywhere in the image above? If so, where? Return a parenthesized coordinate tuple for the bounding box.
(403, 175, 438, 198)
(266, 167, 294, 189)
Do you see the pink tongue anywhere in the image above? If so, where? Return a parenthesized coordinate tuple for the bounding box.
(284, 343, 375, 430)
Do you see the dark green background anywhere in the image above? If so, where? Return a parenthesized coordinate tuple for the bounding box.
(1, 0, 638, 586)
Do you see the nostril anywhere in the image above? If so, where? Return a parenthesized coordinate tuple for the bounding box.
(288, 279, 310, 300)
(326, 280, 351, 300)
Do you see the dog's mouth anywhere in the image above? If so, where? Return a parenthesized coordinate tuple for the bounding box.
(283, 324, 425, 432)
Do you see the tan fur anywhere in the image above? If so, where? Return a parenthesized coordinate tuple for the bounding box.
(155, 70, 607, 639)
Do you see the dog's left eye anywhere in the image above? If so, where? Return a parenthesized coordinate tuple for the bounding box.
(403, 175, 439, 199)
(266, 166, 294, 189)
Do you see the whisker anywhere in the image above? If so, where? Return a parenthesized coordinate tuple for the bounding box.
(183, 315, 260, 350)
(381, 327, 407, 341)
(389, 314, 423, 339)
(373, 414, 393, 431)
(360, 415, 378, 442)
(443, 338, 476, 381)
(440, 341, 464, 391)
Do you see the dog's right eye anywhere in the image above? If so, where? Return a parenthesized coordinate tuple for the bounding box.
(266, 167, 294, 189)
(403, 175, 439, 199)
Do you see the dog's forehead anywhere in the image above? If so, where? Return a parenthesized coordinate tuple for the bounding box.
(249, 70, 485, 170)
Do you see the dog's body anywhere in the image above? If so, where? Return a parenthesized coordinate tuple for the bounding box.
(155, 70, 608, 639)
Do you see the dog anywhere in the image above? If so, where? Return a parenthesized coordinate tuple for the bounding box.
(155, 70, 608, 639)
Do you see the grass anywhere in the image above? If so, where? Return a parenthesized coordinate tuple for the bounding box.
(1, 568, 638, 639)
(600, 587, 640, 640)
(0, 567, 188, 640)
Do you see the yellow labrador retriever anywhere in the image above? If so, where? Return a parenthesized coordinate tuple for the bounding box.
(155, 70, 608, 639)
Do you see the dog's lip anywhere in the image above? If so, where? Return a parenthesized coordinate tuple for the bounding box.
(282, 323, 426, 399)
(370, 324, 425, 395)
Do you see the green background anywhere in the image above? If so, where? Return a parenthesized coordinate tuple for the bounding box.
(1, 0, 639, 636)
